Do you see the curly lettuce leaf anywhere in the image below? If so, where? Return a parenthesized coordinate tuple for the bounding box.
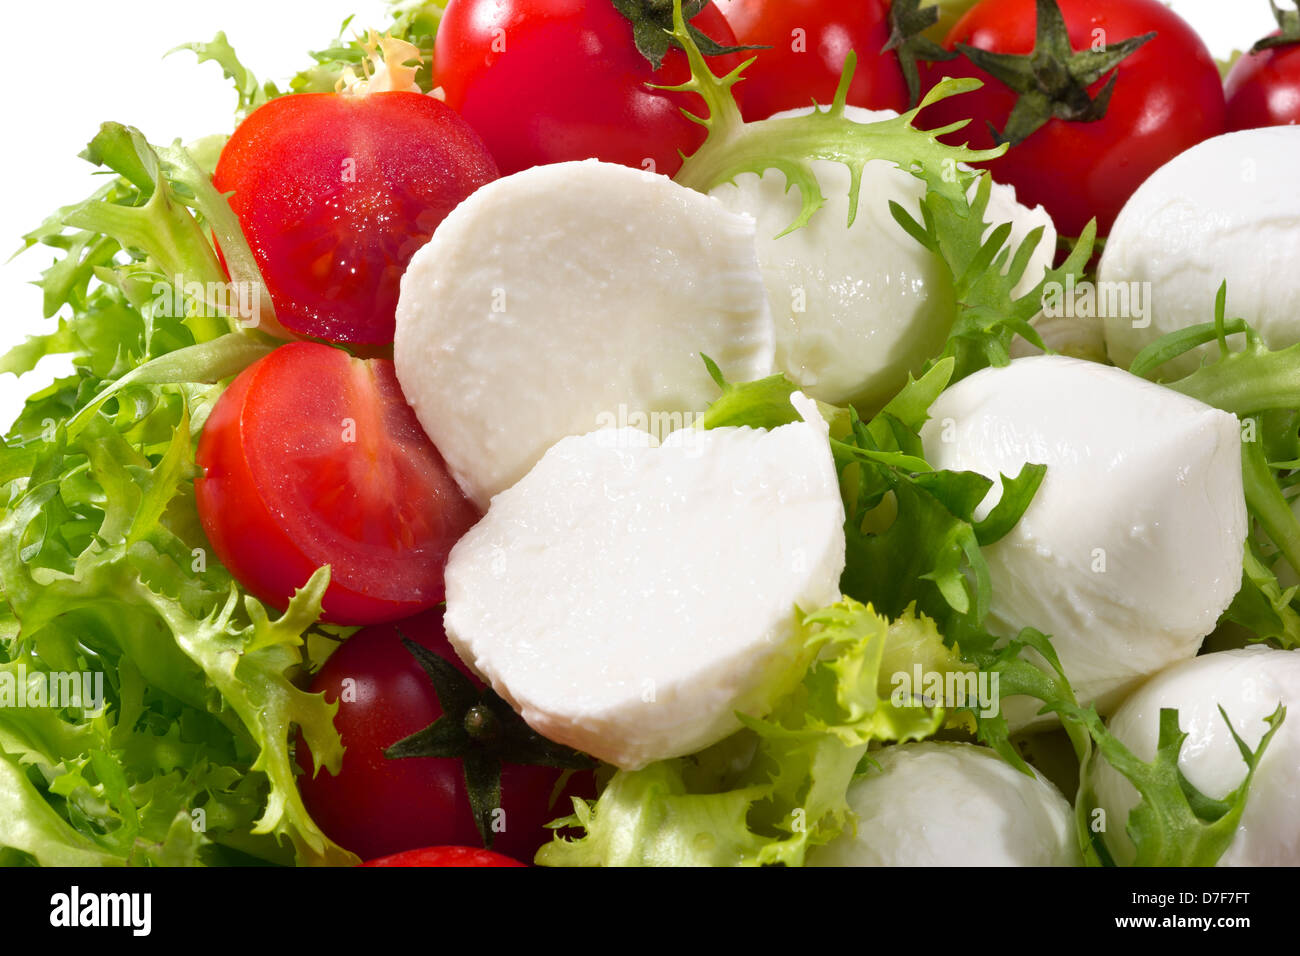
(0, 388, 354, 865)
(1, 122, 350, 866)
(291, 1, 447, 93)
(536, 599, 948, 867)
(894, 172, 1095, 382)
(976, 618, 1288, 867)
(169, 33, 281, 119)
(666, 0, 1088, 382)
(1074, 703, 1285, 867)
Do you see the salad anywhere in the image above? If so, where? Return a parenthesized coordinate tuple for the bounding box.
(1, 0, 1299, 869)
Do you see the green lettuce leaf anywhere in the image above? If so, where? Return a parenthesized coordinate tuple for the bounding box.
(666, 0, 1090, 383)
(170, 33, 282, 120)
(291, 1, 448, 94)
(536, 599, 949, 867)
(1, 122, 351, 866)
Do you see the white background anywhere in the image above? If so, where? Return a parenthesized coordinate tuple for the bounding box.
(0, 0, 1274, 427)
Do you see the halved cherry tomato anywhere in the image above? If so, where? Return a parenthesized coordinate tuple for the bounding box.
(214, 92, 498, 346)
(195, 342, 479, 624)
(362, 846, 526, 867)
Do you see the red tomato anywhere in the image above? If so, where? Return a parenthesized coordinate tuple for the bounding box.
(297, 611, 594, 862)
(213, 93, 498, 346)
(1225, 35, 1300, 130)
(195, 342, 479, 625)
(362, 846, 527, 867)
(433, 0, 747, 176)
(922, 0, 1225, 236)
(714, 0, 909, 120)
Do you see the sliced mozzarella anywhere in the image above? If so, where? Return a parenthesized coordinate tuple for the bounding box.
(919, 355, 1246, 726)
(1100, 126, 1300, 378)
(394, 159, 775, 508)
(1093, 647, 1300, 866)
(807, 742, 1079, 866)
(708, 105, 1055, 408)
(443, 393, 845, 770)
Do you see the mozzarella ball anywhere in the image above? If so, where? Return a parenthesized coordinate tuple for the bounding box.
(444, 394, 845, 771)
(920, 355, 1246, 727)
(807, 742, 1079, 866)
(1093, 647, 1300, 866)
(709, 106, 1055, 409)
(395, 159, 774, 509)
(1100, 126, 1300, 379)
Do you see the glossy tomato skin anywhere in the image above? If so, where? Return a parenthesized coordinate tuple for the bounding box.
(362, 846, 527, 867)
(434, 0, 746, 176)
(213, 93, 497, 346)
(297, 612, 593, 862)
(195, 343, 479, 625)
(714, 0, 908, 120)
(1225, 37, 1300, 130)
(922, 0, 1225, 236)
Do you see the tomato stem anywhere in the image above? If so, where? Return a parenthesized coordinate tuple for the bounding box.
(954, 0, 1155, 146)
(1252, 0, 1300, 54)
(883, 0, 957, 108)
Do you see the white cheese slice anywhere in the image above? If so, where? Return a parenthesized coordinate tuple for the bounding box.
(806, 742, 1079, 866)
(1100, 126, 1300, 378)
(708, 105, 1055, 409)
(1093, 646, 1300, 866)
(394, 159, 775, 509)
(443, 393, 845, 770)
(919, 355, 1246, 727)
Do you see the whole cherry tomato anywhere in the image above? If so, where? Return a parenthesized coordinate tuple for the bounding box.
(922, 0, 1225, 236)
(434, 0, 748, 176)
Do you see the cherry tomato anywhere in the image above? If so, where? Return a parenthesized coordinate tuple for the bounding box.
(1225, 35, 1300, 130)
(714, 0, 909, 120)
(362, 846, 527, 867)
(296, 611, 595, 862)
(922, 0, 1225, 236)
(195, 342, 479, 625)
(433, 0, 747, 176)
(213, 92, 498, 346)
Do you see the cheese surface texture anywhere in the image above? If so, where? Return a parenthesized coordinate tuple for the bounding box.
(1100, 126, 1300, 377)
(708, 106, 1055, 409)
(443, 394, 845, 770)
(1093, 647, 1300, 866)
(807, 742, 1079, 866)
(920, 355, 1246, 724)
(395, 159, 775, 508)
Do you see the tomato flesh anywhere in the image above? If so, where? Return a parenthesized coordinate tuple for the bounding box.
(214, 92, 498, 346)
(195, 342, 479, 624)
